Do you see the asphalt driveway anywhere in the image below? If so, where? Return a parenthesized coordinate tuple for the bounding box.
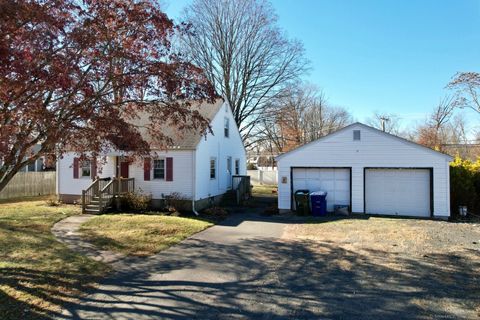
(61, 213, 480, 320)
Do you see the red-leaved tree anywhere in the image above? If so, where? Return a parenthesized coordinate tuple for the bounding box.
(0, 0, 216, 191)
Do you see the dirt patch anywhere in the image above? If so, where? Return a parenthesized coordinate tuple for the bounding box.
(283, 217, 480, 319)
(284, 217, 480, 255)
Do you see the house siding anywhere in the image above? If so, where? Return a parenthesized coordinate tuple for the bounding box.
(57, 153, 115, 198)
(131, 150, 195, 200)
(277, 124, 452, 218)
(57, 151, 195, 200)
(194, 102, 246, 201)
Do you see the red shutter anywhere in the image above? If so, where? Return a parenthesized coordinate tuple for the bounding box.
(73, 157, 79, 179)
(166, 157, 173, 181)
(91, 158, 97, 180)
(144, 158, 151, 181)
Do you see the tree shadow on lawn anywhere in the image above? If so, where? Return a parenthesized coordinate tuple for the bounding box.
(0, 221, 108, 320)
(0, 266, 106, 320)
(62, 236, 480, 320)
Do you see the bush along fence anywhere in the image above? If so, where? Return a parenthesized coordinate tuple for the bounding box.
(450, 156, 480, 218)
(0, 171, 56, 200)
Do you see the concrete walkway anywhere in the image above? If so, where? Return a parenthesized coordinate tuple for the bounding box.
(52, 214, 127, 267)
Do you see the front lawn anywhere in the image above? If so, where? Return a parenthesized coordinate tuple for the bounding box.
(0, 199, 109, 320)
(80, 214, 213, 256)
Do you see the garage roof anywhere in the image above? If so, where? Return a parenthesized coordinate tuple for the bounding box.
(275, 122, 454, 161)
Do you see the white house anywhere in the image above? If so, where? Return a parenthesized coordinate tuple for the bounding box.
(276, 122, 453, 219)
(57, 99, 246, 212)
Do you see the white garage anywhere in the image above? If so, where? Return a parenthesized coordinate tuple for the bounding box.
(292, 168, 350, 212)
(276, 123, 453, 219)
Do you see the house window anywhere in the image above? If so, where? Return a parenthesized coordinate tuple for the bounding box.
(224, 117, 229, 138)
(235, 159, 240, 175)
(27, 161, 36, 172)
(210, 158, 216, 179)
(81, 160, 91, 177)
(153, 159, 165, 179)
(353, 130, 361, 141)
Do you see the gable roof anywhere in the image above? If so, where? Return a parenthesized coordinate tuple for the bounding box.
(275, 122, 454, 161)
(135, 99, 225, 150)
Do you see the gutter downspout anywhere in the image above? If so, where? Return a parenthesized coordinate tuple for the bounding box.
(191, 149, 199, 216)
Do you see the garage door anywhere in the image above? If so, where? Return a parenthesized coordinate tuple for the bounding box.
(292, 168, 350, 212)
(365, 168, 431, 217)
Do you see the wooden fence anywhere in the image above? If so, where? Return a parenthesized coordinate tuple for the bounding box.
(0, 172, 56, 199)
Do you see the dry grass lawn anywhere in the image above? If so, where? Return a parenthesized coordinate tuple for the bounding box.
(283, 217, 480, 318)
(251, 185, 277, 196)
(0, 198, 109, 320)
(284, 217, 480, 254)
(80, 214, 214, 256)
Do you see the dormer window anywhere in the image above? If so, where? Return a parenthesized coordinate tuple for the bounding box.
(224, 117, 229, 138)
(353, 130, 361, 141)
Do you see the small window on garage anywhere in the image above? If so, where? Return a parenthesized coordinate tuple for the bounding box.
(353, 130, 361, 141)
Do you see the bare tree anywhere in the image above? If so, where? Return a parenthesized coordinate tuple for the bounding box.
(256, 85, 351, 153)
(366, 112, 403, 135)
(180, 0, 309, 140)
(448, 72, 480, 113)
(415, 96, 456, 151)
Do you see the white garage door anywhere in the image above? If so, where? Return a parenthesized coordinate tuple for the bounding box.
(292, 168, 350, 212)
(365, 169, 431, 217)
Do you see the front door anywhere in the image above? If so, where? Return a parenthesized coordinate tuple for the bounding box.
(227, 157, 232, 189)
(120, 161, 129, 178)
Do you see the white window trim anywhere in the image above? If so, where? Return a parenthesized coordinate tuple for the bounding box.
(227, 156, 232, 175)
(224, 117, 230, 138)
(210, 157, 217, 180)
(152, 158, 166, 180)
(80, 160, 91, 179)
(235, 158, 240, 175)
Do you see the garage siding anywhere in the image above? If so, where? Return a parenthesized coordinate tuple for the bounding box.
(276, 123, 452, 218)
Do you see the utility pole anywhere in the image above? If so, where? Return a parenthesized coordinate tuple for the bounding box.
(379, 116, 390, 132)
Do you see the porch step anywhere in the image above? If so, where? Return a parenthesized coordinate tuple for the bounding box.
(84, 206, 111, 214)
(84, 208, 101, 214)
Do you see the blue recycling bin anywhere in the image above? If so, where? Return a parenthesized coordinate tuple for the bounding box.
(310, 191, 328, 216)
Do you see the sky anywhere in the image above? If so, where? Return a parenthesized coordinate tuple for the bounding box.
(164, 0, 480, 130)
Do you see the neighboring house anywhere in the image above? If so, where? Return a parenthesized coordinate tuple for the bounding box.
(276, 122, 453, 219)
(18, 144, 55, 172)
(18, 158, 44, 172)
(56, 99, 247, 212)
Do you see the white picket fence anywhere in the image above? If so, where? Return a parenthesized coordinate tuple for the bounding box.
(247, 169, 278, 186)
(0, 172, 56, 199)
